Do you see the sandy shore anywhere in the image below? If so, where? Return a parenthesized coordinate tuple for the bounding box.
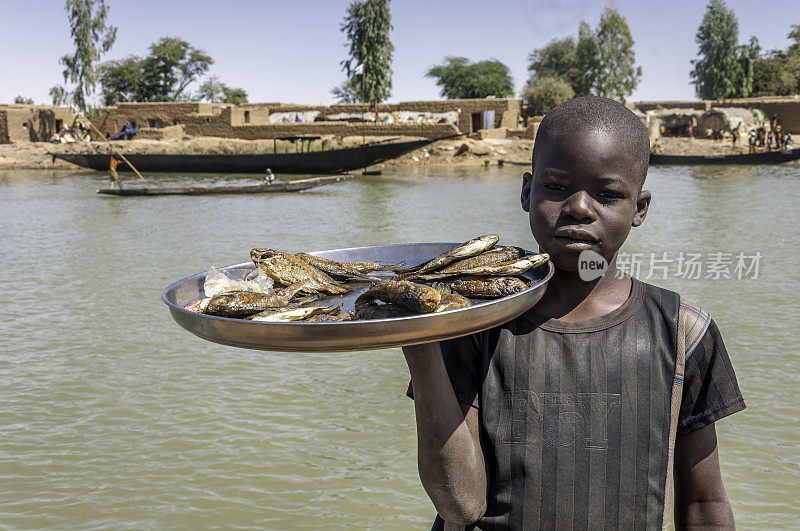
(0, 135, 535, 172)
(0, 135, 763, 172)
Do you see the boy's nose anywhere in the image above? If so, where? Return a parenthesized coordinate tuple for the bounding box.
(562, 191, 596, 221)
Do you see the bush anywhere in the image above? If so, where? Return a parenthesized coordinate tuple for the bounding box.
(522, 76, 574, 117)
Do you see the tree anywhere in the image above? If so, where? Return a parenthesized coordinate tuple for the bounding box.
(221, 87, 248, 105)
(98, 57, 142, 105)
(574, 21, 600, 97)
(522, 76, 575, 116)
(195, 76, 247, 105)
(98, 37, 219, 104)
(527, 38, 579, 91)
(732, 36, 761, 98)
(331, 80, 359, 103)
(690, 0, 746, 100)
(752, 51, 800, 96)
(752, 24, 800, 96)
(338, 0, 394, 106)
(13, 96, 35, 105)
(59, 0, 117, 111)
(140, 37, 213, 101)
(575, 9, 641, 101)
(426, 57, 514, 99)
(49, 85, 71, 106)
(196, 75, 225, 102)
(592, 9, 641, 101)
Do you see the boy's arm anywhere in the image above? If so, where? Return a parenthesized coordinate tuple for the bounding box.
(403, 342, 487, 525)
(673, 423, 735, 530)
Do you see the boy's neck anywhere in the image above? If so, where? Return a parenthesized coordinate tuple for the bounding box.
(534, 263, 633, 322)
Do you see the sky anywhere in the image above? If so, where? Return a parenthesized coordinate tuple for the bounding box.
(1, 0, 799, 107)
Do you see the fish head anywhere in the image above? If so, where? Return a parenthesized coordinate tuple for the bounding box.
(251, 248, 279, 263)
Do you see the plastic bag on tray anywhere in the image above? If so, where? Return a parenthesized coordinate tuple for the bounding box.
(203, 266, 274, 297)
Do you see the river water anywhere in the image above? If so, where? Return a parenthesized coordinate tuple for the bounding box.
(0, 164, 797, 529)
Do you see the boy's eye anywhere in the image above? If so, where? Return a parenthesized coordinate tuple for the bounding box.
(544, 183, 567, 192)
(598, 190, 624, 199)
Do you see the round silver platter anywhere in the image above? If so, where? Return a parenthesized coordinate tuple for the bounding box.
(162, 243, 554, 352)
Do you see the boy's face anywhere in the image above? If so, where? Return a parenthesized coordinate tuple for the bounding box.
(521, 128, 651, 273)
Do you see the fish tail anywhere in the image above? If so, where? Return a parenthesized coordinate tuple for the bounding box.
(374, 261, 405, 271)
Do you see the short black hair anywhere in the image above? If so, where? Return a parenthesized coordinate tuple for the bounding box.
(532, 96, 650, 187)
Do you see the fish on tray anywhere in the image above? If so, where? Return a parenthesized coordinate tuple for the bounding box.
(447, 276, 530, 299)
(203, 283, 309, 317)
(296, 253, 382, 281)
(395, 234, 500, 276)
(251, 248, 349, 295)
(404, 246, 522, 280)
(355, 279, 442, 314)
(412, 253, 550, 281)
(249, 303, 343, 322)
(180, 237, 550, 325)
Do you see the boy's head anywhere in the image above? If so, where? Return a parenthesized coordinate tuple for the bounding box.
(521, 96, 652, 273)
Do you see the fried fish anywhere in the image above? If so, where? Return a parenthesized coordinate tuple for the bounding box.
(395, 234, 500, 275)
(354, 279, 441, 314)
(413, 253, 550, 281)
(251, 248, 348, 295)
(448, 276, 530, 299)
(204, 282, 309, 317)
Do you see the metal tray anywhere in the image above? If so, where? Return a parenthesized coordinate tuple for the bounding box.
(161, 243, 554, 352)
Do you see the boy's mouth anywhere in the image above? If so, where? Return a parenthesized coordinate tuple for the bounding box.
(552, 228, 599, 249)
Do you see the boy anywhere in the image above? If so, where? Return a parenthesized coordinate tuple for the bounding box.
(403, 96, 745, 530)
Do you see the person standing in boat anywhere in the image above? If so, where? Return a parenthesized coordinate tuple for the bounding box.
(108, 156, 124, 190)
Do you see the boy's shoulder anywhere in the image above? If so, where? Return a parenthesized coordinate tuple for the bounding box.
(637, 280, 713, 354)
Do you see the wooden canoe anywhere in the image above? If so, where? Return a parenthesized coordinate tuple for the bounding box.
(56, 139, 433, 174)
(96, 175, 352, 196)
(649, 148, 800, 165)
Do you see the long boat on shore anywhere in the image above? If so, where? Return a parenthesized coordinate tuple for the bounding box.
(649, 148, 800, 165)
(500, 148, 800, 167)
(96, 175, 352, 196)
(53, 138, 432, 174)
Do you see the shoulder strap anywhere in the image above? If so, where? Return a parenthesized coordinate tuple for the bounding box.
(661, 296, 711, 528)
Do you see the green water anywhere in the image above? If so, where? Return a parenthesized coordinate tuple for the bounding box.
(1, 165, 797, 529)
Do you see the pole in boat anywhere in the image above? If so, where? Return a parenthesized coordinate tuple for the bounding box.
(80, 114, 149, 186)
(360, 64, 366, 171)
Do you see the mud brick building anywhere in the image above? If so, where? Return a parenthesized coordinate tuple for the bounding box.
(93, 98, 522, 140)
(630, 95, 800, 134)
(0, 105, 75, 143)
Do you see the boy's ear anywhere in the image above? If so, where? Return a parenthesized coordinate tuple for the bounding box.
(632, 189, 652, 227)
(521, 171, 532, 212)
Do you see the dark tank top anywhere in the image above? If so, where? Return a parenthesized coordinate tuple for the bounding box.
(410, 279, 744, 530)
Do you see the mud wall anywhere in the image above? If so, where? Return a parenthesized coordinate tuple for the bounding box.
(94, 98, 520, 139)
(183, 121, 459, 140)
(0, 105, 74, 144)
(632, 96, 800, 133)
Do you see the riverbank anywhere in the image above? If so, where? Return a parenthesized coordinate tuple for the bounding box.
(0, 135, 776, 172)
(0, 136, 534, 171)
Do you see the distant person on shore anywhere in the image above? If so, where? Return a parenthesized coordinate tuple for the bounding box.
(732, 124, 740, 148)
(651, 137, 661, 154)
(108, 156, 124, 190)
(749, 131, 757, 153)
(264, 168, 275, 184)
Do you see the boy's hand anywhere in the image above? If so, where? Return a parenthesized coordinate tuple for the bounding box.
(402, 343, 487, 525)
(673, 423, 736, 529)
